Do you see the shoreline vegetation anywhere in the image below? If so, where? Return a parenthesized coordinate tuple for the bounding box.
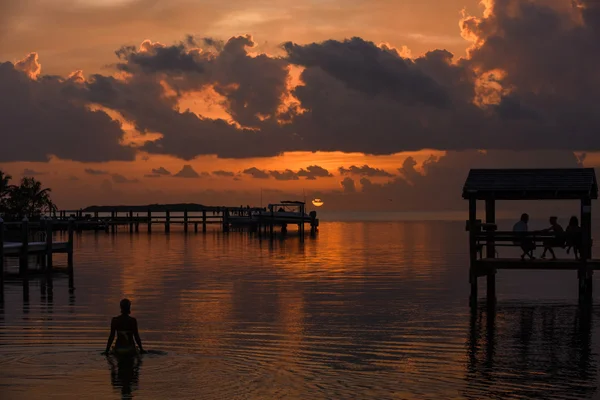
(0, 170, 55, 221)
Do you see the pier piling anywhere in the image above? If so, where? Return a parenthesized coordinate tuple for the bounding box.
(0, 218, 4, 291)
(68, 218, 74, 273)
(19, 217, 29, 278)
(46, 218, 53, 271)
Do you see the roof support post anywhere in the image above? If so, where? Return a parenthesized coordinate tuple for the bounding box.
(485, 198, 496, 302)
(468, 197, 478, 306)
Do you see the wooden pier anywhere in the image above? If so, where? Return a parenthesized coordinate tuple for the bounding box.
(0, 217, 75, 298)
(464, 168, 598, 305)
(49, 202, 319, 236)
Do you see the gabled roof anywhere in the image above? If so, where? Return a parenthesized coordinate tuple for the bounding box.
(462, 168, 598, 200)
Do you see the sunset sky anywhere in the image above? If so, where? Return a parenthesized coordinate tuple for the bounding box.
(1, 0, 599, 211)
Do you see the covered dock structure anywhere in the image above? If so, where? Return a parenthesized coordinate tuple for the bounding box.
(463, 168, 599, 304)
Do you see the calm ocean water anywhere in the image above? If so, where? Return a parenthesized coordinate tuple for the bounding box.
(1, 218, 600, 399)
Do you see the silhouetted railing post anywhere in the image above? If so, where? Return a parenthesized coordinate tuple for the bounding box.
(223, 209, 230, 233)
(147, 210, 152, 233)
(46, 217, 53, 271)
(202, 210, 207, 232)
(184, 209, 188, 233)
(129, 210, 134, 233)
(165, 210, 170, 233)
(0, 218, 4, 291)
(68, 217, 74, 274)
(19, 217, 29, 278)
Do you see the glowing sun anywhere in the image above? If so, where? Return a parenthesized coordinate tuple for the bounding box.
(312, 198, 324, 207)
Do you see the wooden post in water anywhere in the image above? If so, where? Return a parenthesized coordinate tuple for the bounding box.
(0, 218, 4, 291)
(223, 208, 230, 233)
(46, 217, 53, 271)
(202, 210, 207, 232)
(184, 209, 188, 233)
(111, 210, 116, 233)
(194, 222, 198, 233)
(485, 198, 496, 302)
(39, 217, 47, 269)
(94, 211, 99, 220)
(468, 198, 478, 306)
(67, 217, 74, 276)
(129, 210, 134, 233)
(19, 217, 29, 278)
(165, 210, 170, 233)
(580, 197, 593, 300)
(269, 207, 274, 237)
(147, 210, 152, 233)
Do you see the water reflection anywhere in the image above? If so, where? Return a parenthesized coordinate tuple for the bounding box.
(107, 355, 142, 399)
(466, 302, 597, 399)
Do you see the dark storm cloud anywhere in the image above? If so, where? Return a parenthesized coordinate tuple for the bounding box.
(212, 170, 235, 177)
(112, 173, 139, 183)
(116, 42, 205, 74)
(111, 35, 289, 128)
(338, 165, 395, 177)
(241, 166, 332, 180)
(283, 37, 451, 108)
(22, 168, 46, 176)
(340, 177, 356, 193)
(5, 1, 600, 162)
(297, 165, 333, 180)
(151, 167, 171, 175)
(174, 164, 201, 178)
(243, 167, 270, 179)
(270, 170, 300, 181)
(0, 60, 135, 163)
(84, 168, 109, 175)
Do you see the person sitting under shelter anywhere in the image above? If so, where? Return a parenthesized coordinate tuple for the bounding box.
(565, 216, 582, 260)
(103, 298, 146, 356)
(513, 213, 535, 260)
(540, 216, 565, 260)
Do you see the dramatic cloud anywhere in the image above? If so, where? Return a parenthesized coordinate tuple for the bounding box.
(22, 168, 46, 176)
(243, 167, 270, 179)
(84, 168, 109, 175)
(283, 38, 451, 108)
(241, 165, 332, 180)
(4, 1, 600, 162)
(174, 165, 201, 178)
(270, 170, 300, 181)
(0, 57, 135, 163)
(339, 165, 395, 177)
(112, 173, 139, 184)
(340, 177, 356, 193)
(212, 170, 235, 177)
(296, 165, 333, 180)
(151, 167, 171, 175)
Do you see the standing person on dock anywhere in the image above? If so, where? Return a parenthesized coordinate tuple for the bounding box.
(513, 213, 535, 260)
(565, 216, 582, 259)
(540, 216, 565, 260)
(103, 298, 146, 356)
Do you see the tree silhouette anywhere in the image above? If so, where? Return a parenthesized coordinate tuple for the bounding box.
(0, 171, 56, 220)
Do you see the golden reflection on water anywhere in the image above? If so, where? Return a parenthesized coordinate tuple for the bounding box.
(0, 221, 599, 399)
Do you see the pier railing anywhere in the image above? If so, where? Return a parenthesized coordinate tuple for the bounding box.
(1, 217, 75, 294)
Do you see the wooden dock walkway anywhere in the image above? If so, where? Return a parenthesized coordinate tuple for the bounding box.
(50, 201, 319, 236)
(0, 217, 75, 298)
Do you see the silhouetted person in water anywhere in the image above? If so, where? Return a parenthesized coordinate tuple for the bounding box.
(103, 298, 146, 356)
